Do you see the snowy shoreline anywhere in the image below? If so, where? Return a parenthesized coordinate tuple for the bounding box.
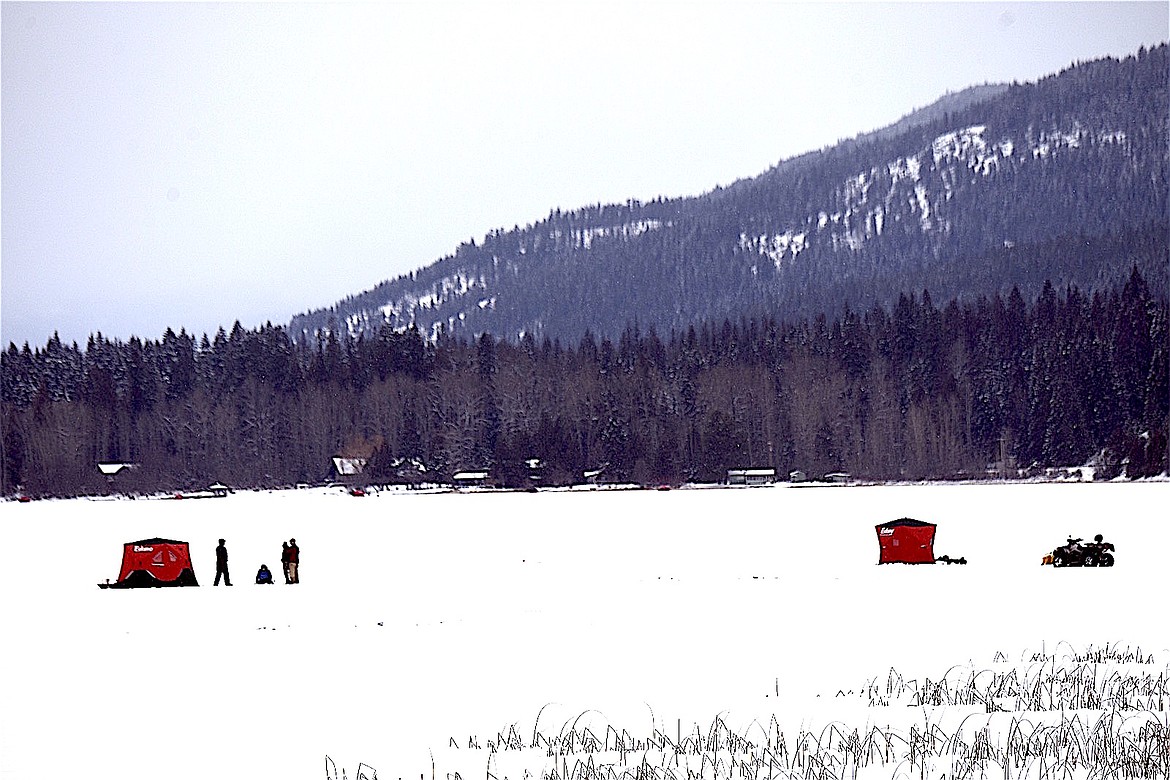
(8, 470, 1168, 504)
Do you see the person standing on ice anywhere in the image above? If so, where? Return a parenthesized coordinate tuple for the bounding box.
(287, 538, 299, 584)
(280, 541, 291, 583)
(214, 539, 232, 586)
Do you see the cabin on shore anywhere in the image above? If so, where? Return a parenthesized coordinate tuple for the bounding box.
(97, 462, 137, 493)
(452, 470, 490, 489)
(727, 468, 776, 486)
(332, 457, 367, 488)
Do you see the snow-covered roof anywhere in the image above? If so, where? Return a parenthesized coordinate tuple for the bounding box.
(97, 462, 134, 476)
(332, 457, 367, 475)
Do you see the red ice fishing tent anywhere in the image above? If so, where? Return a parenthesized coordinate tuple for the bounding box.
(875, 519, 936, 564)
(99, 538, 199, 589)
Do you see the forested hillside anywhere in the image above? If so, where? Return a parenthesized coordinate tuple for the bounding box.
(4, 268, 1165, 496)
(290, 46, 1167, 344)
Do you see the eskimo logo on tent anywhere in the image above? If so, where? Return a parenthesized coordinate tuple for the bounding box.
(879, 529, 894, 536)
(134, 545, 154, 552)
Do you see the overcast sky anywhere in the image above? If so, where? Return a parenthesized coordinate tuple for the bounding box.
(2, 1, 1167, 348)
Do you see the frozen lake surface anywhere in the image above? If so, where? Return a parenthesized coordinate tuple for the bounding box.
(2, 481, 1167, 779)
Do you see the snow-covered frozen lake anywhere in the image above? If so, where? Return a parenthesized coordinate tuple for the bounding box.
(1, 481, 1167, 779)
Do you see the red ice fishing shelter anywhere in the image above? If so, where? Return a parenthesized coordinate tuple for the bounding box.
(100, 538, 199, 588)
(875, 519, 936, 564)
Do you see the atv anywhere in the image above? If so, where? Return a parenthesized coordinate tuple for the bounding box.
(1048, 534, 1115, 568)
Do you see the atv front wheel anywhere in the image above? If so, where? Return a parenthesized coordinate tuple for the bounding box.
(1052, 552, 1067, 568)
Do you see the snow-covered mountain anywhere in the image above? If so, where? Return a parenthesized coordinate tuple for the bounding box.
(291, 46, 1167, 343)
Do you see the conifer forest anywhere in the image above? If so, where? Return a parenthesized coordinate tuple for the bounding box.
(3, 269, 1165, 497)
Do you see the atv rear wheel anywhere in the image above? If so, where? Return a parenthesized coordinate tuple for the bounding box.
(1099, 552, 1115, 567)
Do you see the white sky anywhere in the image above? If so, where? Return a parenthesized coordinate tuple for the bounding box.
(2, 1, 1167, 348)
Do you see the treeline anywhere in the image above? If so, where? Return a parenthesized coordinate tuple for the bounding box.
(2, 269, 1166, 497)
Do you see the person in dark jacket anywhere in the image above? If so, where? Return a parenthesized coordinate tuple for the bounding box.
(214, 539, 231, 586)
(255, 564, 274, 584)
(281, 542, 291, 584)
(287, 538, 300, 584)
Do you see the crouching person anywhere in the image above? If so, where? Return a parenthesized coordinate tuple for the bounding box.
(255, 564, 275, 584)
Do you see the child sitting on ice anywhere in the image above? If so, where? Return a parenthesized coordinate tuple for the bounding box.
(255, 564, 274, 584)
